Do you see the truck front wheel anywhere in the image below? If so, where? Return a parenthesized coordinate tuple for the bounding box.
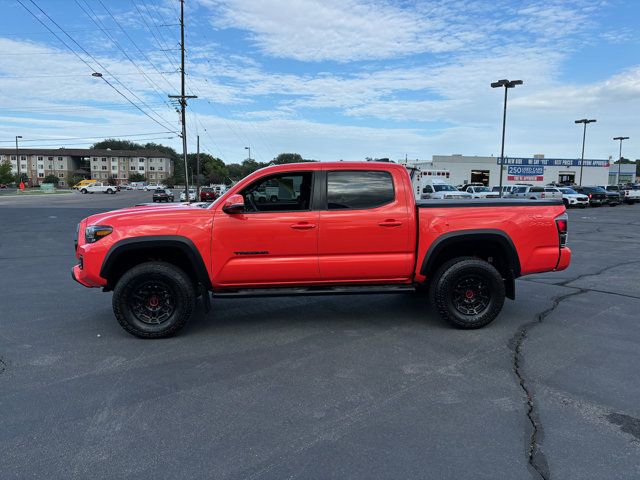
(429, 257, 505, 329)
(112, 261, 196, 338)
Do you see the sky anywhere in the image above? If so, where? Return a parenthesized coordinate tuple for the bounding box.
(0, 0, 638, 164)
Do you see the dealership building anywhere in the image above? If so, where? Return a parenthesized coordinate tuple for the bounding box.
(402, 154, 636, 187)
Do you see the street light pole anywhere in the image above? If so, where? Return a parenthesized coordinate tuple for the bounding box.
(15, 135, 22, 180)
(196, 135, 200, 198)
(575, 119, 596, 186)
(245, 146, 251, 161)
(613, 136, 629, 184)
(491, 79, 523, 197)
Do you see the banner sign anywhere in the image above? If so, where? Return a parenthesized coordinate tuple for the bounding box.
(498, 157, 609, 167)
(507, 165, 544, 176)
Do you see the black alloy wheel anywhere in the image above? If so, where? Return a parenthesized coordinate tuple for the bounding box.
(129, 280, 176, 325)
(451, 275, 491, 316)
(429, 257, 505, 329)
(113, 261, 196, 338)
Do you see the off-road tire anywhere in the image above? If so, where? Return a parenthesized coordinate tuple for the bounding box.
(113, 261, 196, 338)
(429, 257, 505, 329)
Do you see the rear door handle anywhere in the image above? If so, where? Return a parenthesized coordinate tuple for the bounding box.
(378, 220, 402, 227)
(290, 222, 316, 230)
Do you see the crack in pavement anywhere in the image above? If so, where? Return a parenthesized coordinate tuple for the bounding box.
(511, 259, 640, 479)
(512, 288, 587, 480)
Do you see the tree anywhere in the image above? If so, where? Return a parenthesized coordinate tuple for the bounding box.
(163, 175, 176, 188)
(129, 172, 147, 182)
(14, 172, 28, 184)
(92, 139, 142, 150)
(43, 174, 59, 185)
(0, 160, 13, 184)
(271, 153, 316, 165)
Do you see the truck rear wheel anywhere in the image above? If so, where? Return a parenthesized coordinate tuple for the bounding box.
(112, 261, 196, 338)
(429, 257, 505, 329)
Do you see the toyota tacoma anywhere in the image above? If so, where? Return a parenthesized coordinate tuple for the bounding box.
(73, 162, 571, 338)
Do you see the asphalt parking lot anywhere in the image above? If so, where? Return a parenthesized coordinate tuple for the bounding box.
(1, 192, 639, 480)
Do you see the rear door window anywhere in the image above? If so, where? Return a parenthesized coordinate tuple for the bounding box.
(327, 171, 395, 210)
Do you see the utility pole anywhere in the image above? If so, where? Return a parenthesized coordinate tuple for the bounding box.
(15, 135, 22, 180)
(169, 0, 196, 203)
(196, 135, 200, 197)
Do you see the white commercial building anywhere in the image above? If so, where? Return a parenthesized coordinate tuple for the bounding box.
(403, 154, 616, 187)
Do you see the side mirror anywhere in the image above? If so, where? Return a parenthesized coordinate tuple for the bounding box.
(222, 194, 245, 214)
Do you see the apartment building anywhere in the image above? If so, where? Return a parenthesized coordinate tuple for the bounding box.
(88, 150, 172, 184)
(0, 148, 173, 186)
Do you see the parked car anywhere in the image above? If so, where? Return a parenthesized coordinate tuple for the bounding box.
(458, 182, 485, 191)
(0, 183, 7, 189)
(461, 185, 500, 198)
(559, 187, 589, 208)
(542, 187, 564, 200)
(79, 182, 116, 194)
(144, 183, 165, 191)
(200, 187, 218, 202)
(179, 189, 197, 202)
(613, 184, 640, 205)
(152, 188, 174, 202)
(73, 162, 570, 338)
(421, 179, 471, 199)
(572, 186, 608, 206)
(508, 186, 547, 200)
(597, 186, 620, 206)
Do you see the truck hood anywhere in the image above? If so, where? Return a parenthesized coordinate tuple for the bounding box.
(84, 202, 209, 227)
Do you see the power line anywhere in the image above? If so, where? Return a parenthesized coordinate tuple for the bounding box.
(0, 48, 180, 56)
(0, 131, 173, 144)
(16, 0, 178, 134)
(5, 136, 175, 148)
(1, 24, 180, 36)
(95, 0, 178, 94)
(74, 0, 174, 113)
(131, 0, 181, 78)
(0, 72, 176, 79)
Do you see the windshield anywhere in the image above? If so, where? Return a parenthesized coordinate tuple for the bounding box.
(433, 184, 457, 192)
(475, 186, 490, 192)
(560, 188, 577, 194)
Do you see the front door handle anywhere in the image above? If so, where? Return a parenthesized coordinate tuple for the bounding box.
(378, 220, 402, 227)
(290, 222, 316, 230)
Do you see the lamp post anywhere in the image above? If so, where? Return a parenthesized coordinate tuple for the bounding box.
(613, 136, 629, 184)
(491, 79, 523, 197)
(575, 119, 596, 186)
(15, 135, 22, 180)
(244, 146, 251, 161)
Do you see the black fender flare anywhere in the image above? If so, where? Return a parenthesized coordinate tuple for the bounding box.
(100, 235, 211, 289)
(420, 229, 520, 299)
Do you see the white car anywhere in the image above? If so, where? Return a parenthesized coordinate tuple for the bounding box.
(462, 185, 500, 198)
(79, 182, 116, 194)
(144, 183, 166, 191)
(179, 189, 197, 202)
(421, 179, 472, 199)
(559, 187, 589, 208)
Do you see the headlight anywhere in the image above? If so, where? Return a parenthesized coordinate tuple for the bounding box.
(85, 225, 113, 244)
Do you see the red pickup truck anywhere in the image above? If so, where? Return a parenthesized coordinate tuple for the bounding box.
(73, 162, 570, 338)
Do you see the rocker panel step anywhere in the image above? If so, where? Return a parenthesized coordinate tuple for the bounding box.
(212, 284, 416, 298)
